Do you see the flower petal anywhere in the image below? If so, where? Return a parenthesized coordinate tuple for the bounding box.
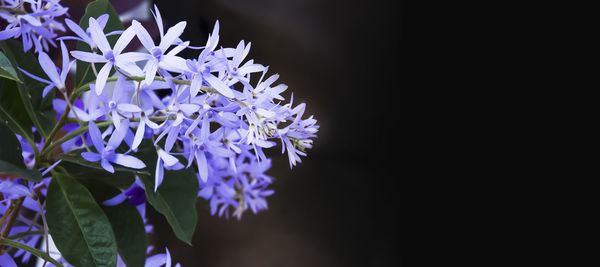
(111, 154, 146, 169)
(70, 51, 106, 63)
(87, 121, 105, 153)
(88, 17, 110, 53)
(132, 20, 155, 51)
(95, 62, 113, 95)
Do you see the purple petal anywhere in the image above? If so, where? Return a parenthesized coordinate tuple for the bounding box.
(103, 192, 127, 206)
(106, 119, 129, 150)
(0, 253, 17, 267)
(144, 59, 158, 86)
(60, 41, 69, 78)
(159, 21, 186, 51)
(152, 4, 165, 37)
(88, 17, 110, 53)
(42, 84, 54, 97)
(81, 151, 102, 162)
(205, 74, 234, 98)
(132, 20, 155, 51)
(155, 157, 164, 191)
(88, 121, 105, 153)
(96, 14, 109, 29)
(18, 67, 52, 84)
(116, 52, 151, 63)
(101, 159, 115, 173)
(196, 151, 208, 182)
(158, 149, 179, 166)
(37, 52, 61, 85)
(0, 28, 20, 40)
(117, 103, 142, 113)
(111, 154, 146, 169)
(64, 19, 92, 44)
(70, 51, 106, 63)
(113, 26, 136, 54)
(95, 62, 113, 95)
(132, 120, 145, 151)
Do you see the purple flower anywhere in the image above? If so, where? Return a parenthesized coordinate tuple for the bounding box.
(0, 253, 17, 267)
(81, 120, 146, 173)
(0, 0, 68, 53)
(59, 14, 123, 48)
(70, 17, 146, 94)
(145, 248, 181, 267)
(104, 178, 147, 206)
(18, 41, 73, 97)
(131, 19, 188, 86)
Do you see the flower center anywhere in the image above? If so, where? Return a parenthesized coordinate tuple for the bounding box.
(199, 64, 211, 74)
(104, 50, 115, 63)
(152, 47, 163, 60)
(108, 100, 116, 109)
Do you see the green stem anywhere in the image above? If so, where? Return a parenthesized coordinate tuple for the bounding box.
(40, 102, 70, 156)
(0, 238, 64, 267)
(40, 121, 112, 158)
(7, 230, 44, 240)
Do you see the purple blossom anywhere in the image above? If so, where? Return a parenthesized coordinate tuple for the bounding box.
(70, 17, 146, 94)
(0, 0, 68, 53)
(81, 120, 146, 173)
(131, 19, 188, 85)
(18, 41, 73, 97)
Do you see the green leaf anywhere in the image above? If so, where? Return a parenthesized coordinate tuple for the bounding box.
(0, 77, 34, 141)
(0, 51, 20, 82)
(46, 172, 118, 267)
(0, 120, 25, 165)
(135, 141, 199, 244)
(76, 0, 124, 87)
(60, 159, 136, 190)
(82, 180, 147, 267)
(0, 121, 41, 182)
(0, 160, 42, 182)
(0, 40, 56, 138)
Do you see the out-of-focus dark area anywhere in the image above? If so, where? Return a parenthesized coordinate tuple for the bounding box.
(65, 0, 403, 266)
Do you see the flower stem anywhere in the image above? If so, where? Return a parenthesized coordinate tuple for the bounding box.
(40, 121, 112, 158)
(7, 230, 44, 240)
(0, 238, 64, 267)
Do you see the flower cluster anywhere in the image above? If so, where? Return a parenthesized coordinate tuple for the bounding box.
(0, 0, 68, 53)
(1, 2, 318, 266)
(48, 5, 318, 219)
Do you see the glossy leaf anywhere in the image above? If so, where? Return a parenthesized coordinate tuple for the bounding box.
(76, 0, 124, 87)
(136, 141, 199, 244)
(82, 180, 147, 267)
(0, 40, 55, 138)
(0, 51, 20, 82)
(0, 121, 41, 182)
(0, 78, 34, 141)
(46, 172, 118, 267)
(60, 159, 135, 190)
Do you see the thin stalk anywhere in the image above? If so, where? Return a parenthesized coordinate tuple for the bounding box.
(41, 101, 70, 154)
(7, 230, 44, 240)
(0, 239, 64, 267)
(40, 121, 112, 157)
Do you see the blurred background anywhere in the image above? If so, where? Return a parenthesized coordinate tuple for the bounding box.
(64, 0, 403, 266)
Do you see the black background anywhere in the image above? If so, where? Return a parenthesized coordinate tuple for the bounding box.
(147, 0, 404, 266)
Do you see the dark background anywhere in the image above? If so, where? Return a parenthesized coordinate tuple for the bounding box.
(149, 0, 403, 266)
(60, 0, 403, 266)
